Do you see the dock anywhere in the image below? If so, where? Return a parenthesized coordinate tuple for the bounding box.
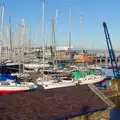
(100, 80, 120, 108)
(88, 84, 115, 109)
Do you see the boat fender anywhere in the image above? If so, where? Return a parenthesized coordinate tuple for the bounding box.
(78, 81, 82, 84)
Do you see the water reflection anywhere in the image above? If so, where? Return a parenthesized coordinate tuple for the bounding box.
(110, 109, 120, 120)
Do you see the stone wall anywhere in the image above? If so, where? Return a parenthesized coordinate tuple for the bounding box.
(68, 109, 110, 120)
(88, 109, 110, 120)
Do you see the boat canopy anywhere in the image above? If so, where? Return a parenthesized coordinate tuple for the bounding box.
(59, 63, 65, 69)
(0, 74, 20, 84)
(72, 70, 97, 80)
(76, 56, 93, 63)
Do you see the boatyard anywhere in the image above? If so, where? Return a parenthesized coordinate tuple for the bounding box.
(0, 0, 120, 120)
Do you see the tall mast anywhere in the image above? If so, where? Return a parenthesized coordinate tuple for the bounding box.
(18, 24, 21, 74)
(52, 16, 55, 66)
(9, 16, 12, 60)
(28, 24, 31, 54)
(80, 15, 83, 53)
(6, 27, 9, 58)
(69, 6, 72, 64)
(55, 9, 58, 65)
(69, 6, 71, 53)
(1, 4, 5, 58)
(26, 25, 29, 56)
(34, 25, 39, 62)
(46, 22, 48, 47)
(42, 0, 45, 74)
(21, 18, 25, 73)
(80, 15, 84, 68)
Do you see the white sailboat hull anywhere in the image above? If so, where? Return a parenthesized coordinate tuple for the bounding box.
(0, 81, 38, 94)
(87, 65, 101, 70)
(0, 85, 30, 94)
(37, 81, 76, 89)
(24, 63, 51, 69)
(11, 73, 29, 77)
(75, 75, 106, 85)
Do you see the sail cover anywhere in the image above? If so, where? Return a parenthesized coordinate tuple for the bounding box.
(0, 74, 20, 84)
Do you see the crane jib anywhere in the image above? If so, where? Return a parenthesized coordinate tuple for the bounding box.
(103, 22, 120, 79)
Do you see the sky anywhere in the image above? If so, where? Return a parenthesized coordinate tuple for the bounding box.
(0, 0, 120, 49)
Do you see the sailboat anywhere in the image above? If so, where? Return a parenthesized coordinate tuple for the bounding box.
(72, 15, 106, 85)
(24, 23, 51, 70)
(36, 4, 77, 89)
(38, 81, 76, 89)
(0, 74, 38, 94)
(78, 74, 106, 84)
(72, 70, 106, 85)
(24, 62, 51, 70)
(87, 64, 102, 70)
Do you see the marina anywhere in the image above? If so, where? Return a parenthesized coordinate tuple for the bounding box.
(0, 0, 120, 120)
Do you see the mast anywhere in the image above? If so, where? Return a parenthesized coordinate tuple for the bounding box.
(28, 24, 31, 54)
(52, 16, 56, 67)
(21, 18, 25, 73)
(52, 16, 54, 66)
(34, 25, 39, 62)
(1, 4, 5, 58)
(9, 16, 12, 61)
(80, 15, 83, 53)
(18, 24, 21, 74)
(80, 15, 84, 72)
(26, 26, 29, 55)
(42, 0, 45, 75)
(69, 6, 72, 64)
(6, 27, 9, 58)
(55, 9, 58, 65)
(92, 37, 94, 61)
(46, 22, 48, 47)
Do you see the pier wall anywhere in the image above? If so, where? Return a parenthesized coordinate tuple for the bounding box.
(55, 52, 120, 63)
(102, 80, 120, 108)
(68, 109, 110, 120)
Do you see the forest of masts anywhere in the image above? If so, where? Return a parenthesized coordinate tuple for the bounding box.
(0, 2, 73, 63)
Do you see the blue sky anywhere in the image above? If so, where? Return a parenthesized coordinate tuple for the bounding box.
(0, 0, 120, 49)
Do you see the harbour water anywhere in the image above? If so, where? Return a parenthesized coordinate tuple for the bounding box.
(101, 68, 120, 120)
(111, 109, 120, 120)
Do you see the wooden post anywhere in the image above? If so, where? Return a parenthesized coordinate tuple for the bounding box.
(116, 57, 118, 62)
(95, 59, 97, 64)
(105, 57, 108, 64)
(100, 58, 102, 64)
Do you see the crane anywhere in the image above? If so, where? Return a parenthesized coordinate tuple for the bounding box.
(103, 22, 120, 79)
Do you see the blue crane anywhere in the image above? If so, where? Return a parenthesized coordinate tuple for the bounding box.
(103, 22, 120, 79)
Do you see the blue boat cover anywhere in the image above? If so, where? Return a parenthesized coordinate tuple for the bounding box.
(59, 63, 65, 69)
(0, 74, 20, 84)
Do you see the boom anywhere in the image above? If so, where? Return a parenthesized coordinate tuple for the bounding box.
(103, 22, 120, 79)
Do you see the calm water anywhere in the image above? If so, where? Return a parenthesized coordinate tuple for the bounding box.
(110, 109, 120, 120)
